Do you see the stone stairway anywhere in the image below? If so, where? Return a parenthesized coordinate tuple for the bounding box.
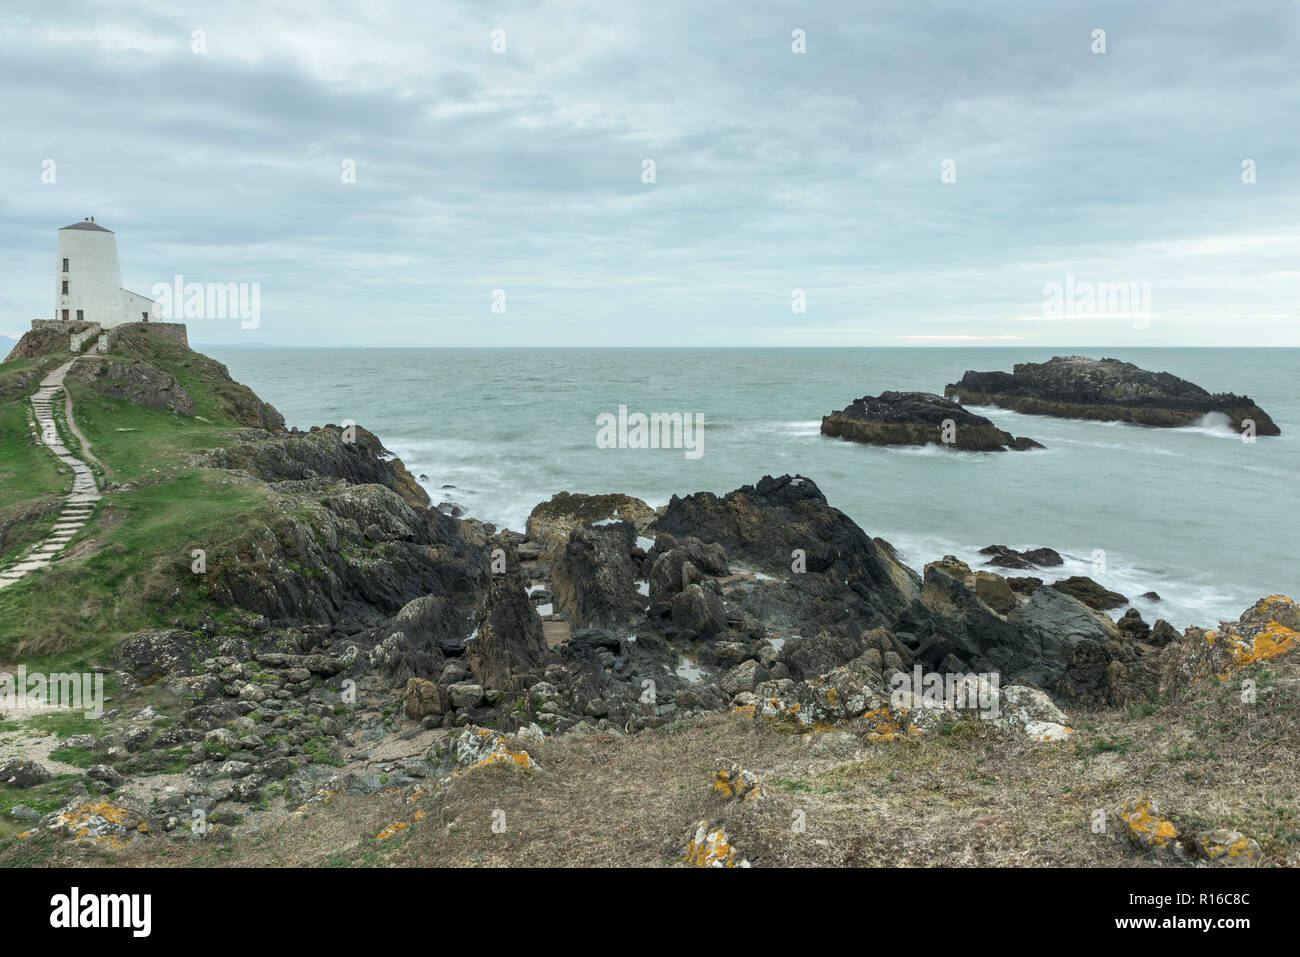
(0, 359, 101, 589)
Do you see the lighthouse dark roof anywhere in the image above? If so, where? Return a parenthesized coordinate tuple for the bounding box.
(60, 220, 113, 232)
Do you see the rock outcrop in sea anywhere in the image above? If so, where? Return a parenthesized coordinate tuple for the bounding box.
(820, 391, 1043, 451)
(945, 355, 1280, 435)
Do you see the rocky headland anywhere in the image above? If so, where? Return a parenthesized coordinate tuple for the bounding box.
(821, 391, 1043, 451)
(945, 355, 1281, 435)
(0, 327, 1296, 868)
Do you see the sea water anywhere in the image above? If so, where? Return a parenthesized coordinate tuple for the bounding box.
(206, 346, 1300, 631)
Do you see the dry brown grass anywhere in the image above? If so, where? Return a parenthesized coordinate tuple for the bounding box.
(8, 656, 1298, 869)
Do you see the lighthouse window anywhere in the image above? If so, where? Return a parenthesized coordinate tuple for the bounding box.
(62, 280, 69, 293)
(62, 258, 69, 272)
(76, 310, 84, 320)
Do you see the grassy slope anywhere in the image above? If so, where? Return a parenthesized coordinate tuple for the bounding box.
(0, 333, 279, 664)
(0, 383, 68, 508)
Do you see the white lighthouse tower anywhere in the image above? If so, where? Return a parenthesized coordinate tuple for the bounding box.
(54, 218, 155, 328)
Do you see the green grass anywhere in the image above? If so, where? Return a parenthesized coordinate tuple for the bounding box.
(0, 775, 83, 840)
(0, 355, 59, 405)
(0, 401, 67, 508)
(0, 472, 273, 662)
(66, 384, 239, 484)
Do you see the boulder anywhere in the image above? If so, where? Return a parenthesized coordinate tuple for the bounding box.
(1116, 607, 1151, 641)
(525, 491, 656, 552)
(404, 677, 447, 718)
(974, 571, 1016, 614)
(670, 583, 727, 639)
(1051, 576, 1128, 611)
(86, 764, 126, 789)
(1147, 619, 1181, 648)
(0, 759, 52, 788)
(720, 660, 769, 696)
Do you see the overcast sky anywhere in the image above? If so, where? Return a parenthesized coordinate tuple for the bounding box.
(2, 0, 1297, 347)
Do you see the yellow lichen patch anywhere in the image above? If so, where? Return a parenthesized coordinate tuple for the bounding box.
(376, 819, 411, 841)
(713, 765, 769, 802)
(471, 744, 537, 771)
(48, 800, 146, 849)
(1195, 829, 1260, 866)
(682, 820, 750, 868)
(1119, 797, 1178, 850)
(860, 707, 906, 742)
(1222, 619, 1299, 672)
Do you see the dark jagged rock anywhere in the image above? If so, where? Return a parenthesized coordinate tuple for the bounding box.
(820, 391, 1042, 451)
(1055, 637, 1160, 708)
(669, 581, 727, 638)
(200, 424, 429, 509)
(781, 627, 910, 683)
(466, 571, 548, 691)
(979, 544, 1063, 569)
(551, 521, 644, 629)
(209, 482, 490, 626)
(946, 355, 1280, 435)
(1117, 607, 1151, 642)
(1051, 576, 1128, 611)
(651, 475, 919, 632)
(647, 536, 730, 604)
(66, 358, 194, 416)
(892, 559, 1124, 690)
(380, 594, 470, 658)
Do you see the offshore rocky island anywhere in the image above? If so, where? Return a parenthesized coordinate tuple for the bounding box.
(0, 326, 1296, 868)
(820, 356, 1280, 452)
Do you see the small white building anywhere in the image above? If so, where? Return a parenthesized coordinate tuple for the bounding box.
(54, 218, 155, 328)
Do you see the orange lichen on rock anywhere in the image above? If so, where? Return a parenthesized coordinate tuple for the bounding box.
(377, 819, 411, 841)
(470, 746, 537, 771)
(1161, 595, 1300, 694)
(47, 799, 146, 849)
(1195, 829, 1261, 867)
(682, 819, 751, 868)
(713, 764, 769, 802)
(450, 726, 541, 775)
(1118, 797, 1180, 853)
(1221, 619, 1299, 671)
(861, 707, 912, 742)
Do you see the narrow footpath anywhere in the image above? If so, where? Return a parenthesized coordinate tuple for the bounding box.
(0, 353, 102, 589)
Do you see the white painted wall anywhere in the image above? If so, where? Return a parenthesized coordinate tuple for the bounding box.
(54, 222, 155, 328)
